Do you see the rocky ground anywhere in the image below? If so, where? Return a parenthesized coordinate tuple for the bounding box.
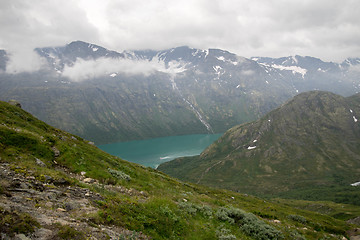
(0, 162, 149, 240)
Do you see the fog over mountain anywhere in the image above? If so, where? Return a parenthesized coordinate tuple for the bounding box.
(0, 41, 359, 144)
(1, 0, 360, 70)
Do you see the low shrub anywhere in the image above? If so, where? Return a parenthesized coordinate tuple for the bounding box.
(288, 230, 306, 240)
(215, 227, 237, 240)
(216, 206, 284, 240)
(178, 202, 212, 217)
(288, 214, 307, 224)
(108, 168, 131, 181)
(0, 208, 40, 237)
(55, 224, 86, 240)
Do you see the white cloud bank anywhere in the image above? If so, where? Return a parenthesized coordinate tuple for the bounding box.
(5, 49, 47, 74)
(1, 0, 360, 66)
(61, 57, 188, 81)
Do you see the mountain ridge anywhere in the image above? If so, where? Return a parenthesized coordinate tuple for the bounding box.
(0, 41, 360, 143)
(158, 91, 360, 204)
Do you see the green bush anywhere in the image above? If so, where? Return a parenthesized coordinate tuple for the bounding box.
(178, 202, 212, 217)
(216, 207, 284, 240)
(288, 230, 306, 240)
(288, 214, 307, 224)
(56, 224, 86, 240)
(0, 208, 40, 237)
(215, 227, 237, 240)
(108, 168, 131, 181)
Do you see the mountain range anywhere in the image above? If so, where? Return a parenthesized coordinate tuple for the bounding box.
(158, 91, 360, 205)
(0, 41, 359, 143)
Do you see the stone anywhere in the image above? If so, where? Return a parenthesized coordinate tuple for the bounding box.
(53, 178, 69, 186)
(35, 158, 46, 167)
(83, 178, 95, 184)
(65, 202, 75, 211)
(45, 202, 53, 208)
(14, 234, 30, 240)
(52, 147, 60, 157)
(44, 175, 53, 183)
(8, 100, 22, 108)
(33, 228, 53, 239)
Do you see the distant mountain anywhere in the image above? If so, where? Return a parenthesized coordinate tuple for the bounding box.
(252, 55, 360, 96)
(158, 91, 360, 204)
(0, 41, 359, 143)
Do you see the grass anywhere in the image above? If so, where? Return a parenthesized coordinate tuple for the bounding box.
(158, 91, 360, 206)
(0, 207, 41, 237)
(0, 100, 359, 239)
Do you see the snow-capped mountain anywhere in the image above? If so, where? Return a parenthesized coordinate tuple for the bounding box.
(252, 55, 360, 95)
(0, 41, 359, 143)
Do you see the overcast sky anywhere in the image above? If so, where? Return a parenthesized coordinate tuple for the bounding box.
(1, 0, 360, 63)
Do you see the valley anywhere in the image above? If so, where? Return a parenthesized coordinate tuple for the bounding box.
(1, 100, 359, 239)
(158, 91, 360, 205)
(1, 41, 360, 239)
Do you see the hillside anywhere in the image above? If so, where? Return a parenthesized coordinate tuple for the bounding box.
(1, 100, 360, 239)
(158, 91, 360, 204)
(1, 41, 359, 144)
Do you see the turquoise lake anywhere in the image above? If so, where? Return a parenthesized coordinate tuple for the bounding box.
(98, 134, 222, 168)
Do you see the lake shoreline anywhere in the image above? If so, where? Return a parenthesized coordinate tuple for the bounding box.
(98, 133, 222, 168)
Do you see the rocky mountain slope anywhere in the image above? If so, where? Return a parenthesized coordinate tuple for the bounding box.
(0, 41, 359, 144)
(158, 91, 360, 204)
(1, 100, 360, 239)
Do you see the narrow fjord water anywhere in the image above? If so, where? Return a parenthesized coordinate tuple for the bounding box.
(98, 134, 222, 168)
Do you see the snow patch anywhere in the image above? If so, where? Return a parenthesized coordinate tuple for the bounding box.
(350, 109, 353, 113)
(192, 49, 200, 56)
(213, 66, 222, 72)
(271, 64, 307, 78)
(92, 47, 98, 52)
(253, 140, 257, 143)
(203, 49, 209, 58)
(265, 80, 269, 84)
(292, 56, 298, 64)
(216, 56, 225, 62)
(236, 84, 240, 89)
(110, 73, 117, 77)
(353, 116, 358, 122)
(351, 182, 360, 186)
(247, 146, 257, 150)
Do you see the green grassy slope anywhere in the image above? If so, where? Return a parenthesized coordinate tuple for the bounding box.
(0, 100, 359, 239)
(158, 91, 360, 205)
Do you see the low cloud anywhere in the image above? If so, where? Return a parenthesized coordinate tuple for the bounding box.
(241, 69, 255, 76)
(5, 49, 47, 74)
(349, 64, 360, 73)
(61, 57, 188, 81)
